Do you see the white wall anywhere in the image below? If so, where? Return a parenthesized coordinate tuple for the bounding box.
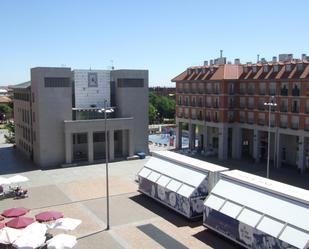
(73, 70, 110, 108)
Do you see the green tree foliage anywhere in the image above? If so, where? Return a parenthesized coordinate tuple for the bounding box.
(149, 92, 175, 124)
(4, 121, 15, 144)
(0, 103, 12, 120)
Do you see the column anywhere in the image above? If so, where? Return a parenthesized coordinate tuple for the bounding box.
(232, 127, 242, 159)
(276, 133, 281, 168)
(218, 126, 228, 160)
(176, 122, 182, 149)
(109, 130, 114, 161)
(87, 131, 93, 163)
(298, 136, 305, 173)
(128, 129, 134, 156)
(203, 125, 208, 151)
(65, 132, 72, 164)
(253, 129, 260, 163)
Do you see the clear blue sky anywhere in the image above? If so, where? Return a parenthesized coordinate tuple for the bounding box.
(1, 0, 309, 86)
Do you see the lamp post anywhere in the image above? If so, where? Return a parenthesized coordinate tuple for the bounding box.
(98, 100, 114, 230)
(264, 96, 277, 178)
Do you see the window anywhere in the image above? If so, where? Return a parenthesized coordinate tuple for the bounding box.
(178, 96, 182, 105)
(263, 65, 269, 73)
(274, 65, 279, 72)
(76, 133, 87, 144)
(93, 132, 105, 142)
(44, 77, 71, 88)
(117, 78, 144, 88)
(297, 63, 304, 71)
(285, 64, 292, 72)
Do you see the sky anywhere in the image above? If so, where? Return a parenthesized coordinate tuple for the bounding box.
(1, 0, 309, 86)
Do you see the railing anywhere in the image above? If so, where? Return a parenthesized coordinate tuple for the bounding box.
(239, 89, 245, 94)
(239, 103, 245, 109)
(197, 115, 203, 121)
(191, 115, 197, 120)
(177, 113, 184, 118)
(191, 88, 197, 94)
(198, 89, 204, 94)
(192, 102, 196, 107)
(280, 106, 288, 112)
(258, 104, 265, 110)
(247, 119, 254, 124)
(291, 122, 299, 130)
(206, 116, 211, 122)
(213, 103, 219, 108)
(280, 121, 288, 128)
(239, 117, 245, 123)
(184, 89, 190, 93)
(248, 104, 254, 110)
(213, 89, 220, 94)
(305, 124, 309, 131)
(259, 89, 266, 95)
(228, 117, 234, 123)
(270, 120, 275, 127)
(258, 119, 265, 126)
(206, 89, 212, 94)
(269, 89, 276, 95)
(292, 89, 300, 96)
(306, 108, 309, 114)
(292, 107, 299, 113)
(280, 88, 288, 96)
(198, 102, 203, 107)
(184, 114, 189, 119)
(177, 88, 184, 93)
(248, 88, 254, 95)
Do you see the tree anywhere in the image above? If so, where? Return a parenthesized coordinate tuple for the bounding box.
(0, 103, 12, 121)
(149, 92, 175, 124)
(149, 103, 158, 124)
(4, 121, 15, 144)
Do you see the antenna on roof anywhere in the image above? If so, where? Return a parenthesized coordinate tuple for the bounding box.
(220, 50, 223, 58)
(110, 60, 114, 70)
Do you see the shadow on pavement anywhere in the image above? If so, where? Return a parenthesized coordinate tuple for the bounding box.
(130, 194, 202, 228)
(0, 145, 36, 175)
(193, 229, 244, 249)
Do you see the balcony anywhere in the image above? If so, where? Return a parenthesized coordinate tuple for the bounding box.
(213, 90, 220, 95)
(291, 122, 299, 130)
(192, 102, 196, 107)
(198, 89, 204, 94)
(269, 89, 276, 95)
(292, 107, 300, 113)
(270, 120, 275, 127)
(247, 88, 254, 95)
(197, 115, 203, 121)
(177, 88, 184, 93)
(305, 124, 309, 131)
(228, 117, 234, 123)
(239, 117, 245, 123)
(184, 113, 189, 119)
(239, 104, 245, 109)
(258, 119, 265, 126)
(177, 113, 184, 118)
(292, 88, 300, 96)
(191, 88, 197, 94)
(198, 102, 203, 107)
(280, 88, 288, 96)
(213, 118, 219, 123)
(280, 106, 288, 112)
(206, 89, 212, 94)
(306, 108, 309, 114)
(258, 104, 265, 110)
(259, 89, 266, 95)
(191, 115, 197, 120)
(248, 104, 254, 110)
(280, 121, 288, 128)
(239, 89, 245, 94)
(184, 88, 190, 93)
(206, 116, 211, 122)
(247, 119, 254, 124)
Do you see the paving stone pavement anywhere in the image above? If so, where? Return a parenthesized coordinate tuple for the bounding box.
(0, 144, 243, 248)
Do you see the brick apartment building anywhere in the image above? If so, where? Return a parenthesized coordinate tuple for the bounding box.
(172, 54, 309, 173)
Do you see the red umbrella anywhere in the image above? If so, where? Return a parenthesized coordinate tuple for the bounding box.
(35, 211, 63, 222)
(2, 207, 30, 218)
(6, 217, 34, 229)
(0, 223, 5, 229)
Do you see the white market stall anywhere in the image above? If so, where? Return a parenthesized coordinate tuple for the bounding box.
(203, 170, 309, 249)
(138, 151, 228, 219)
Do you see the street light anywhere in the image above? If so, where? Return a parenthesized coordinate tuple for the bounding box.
(98, 100, 114, 230)
(264, 96, 277, 179)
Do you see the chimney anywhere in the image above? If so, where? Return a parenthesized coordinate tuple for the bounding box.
(210, 59, 214, 66)
(234, 58, 240, 65)
(220, 50, 223, 58)
(302, 54, 307, 61)
(261, 58, 267, 64)
(272, 56, 277, 63)
(257, 54, 260, 63)
(204, 60, 208, 66)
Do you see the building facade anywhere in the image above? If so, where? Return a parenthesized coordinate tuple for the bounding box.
(173, 54, 309, 173)
(13, 67, 149, 169)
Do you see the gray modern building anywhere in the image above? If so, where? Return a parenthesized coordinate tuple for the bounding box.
(13, 67, 149, 169)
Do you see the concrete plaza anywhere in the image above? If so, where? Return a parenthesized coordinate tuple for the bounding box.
(0, 143, 240, 249)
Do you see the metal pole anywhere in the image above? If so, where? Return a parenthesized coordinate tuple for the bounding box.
(267, 104, 271, 179)
(104, 100, 110, 230)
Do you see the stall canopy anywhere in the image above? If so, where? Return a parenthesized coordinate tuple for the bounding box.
(138, 151, 228, 219)
(203, 170, 309, 249)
